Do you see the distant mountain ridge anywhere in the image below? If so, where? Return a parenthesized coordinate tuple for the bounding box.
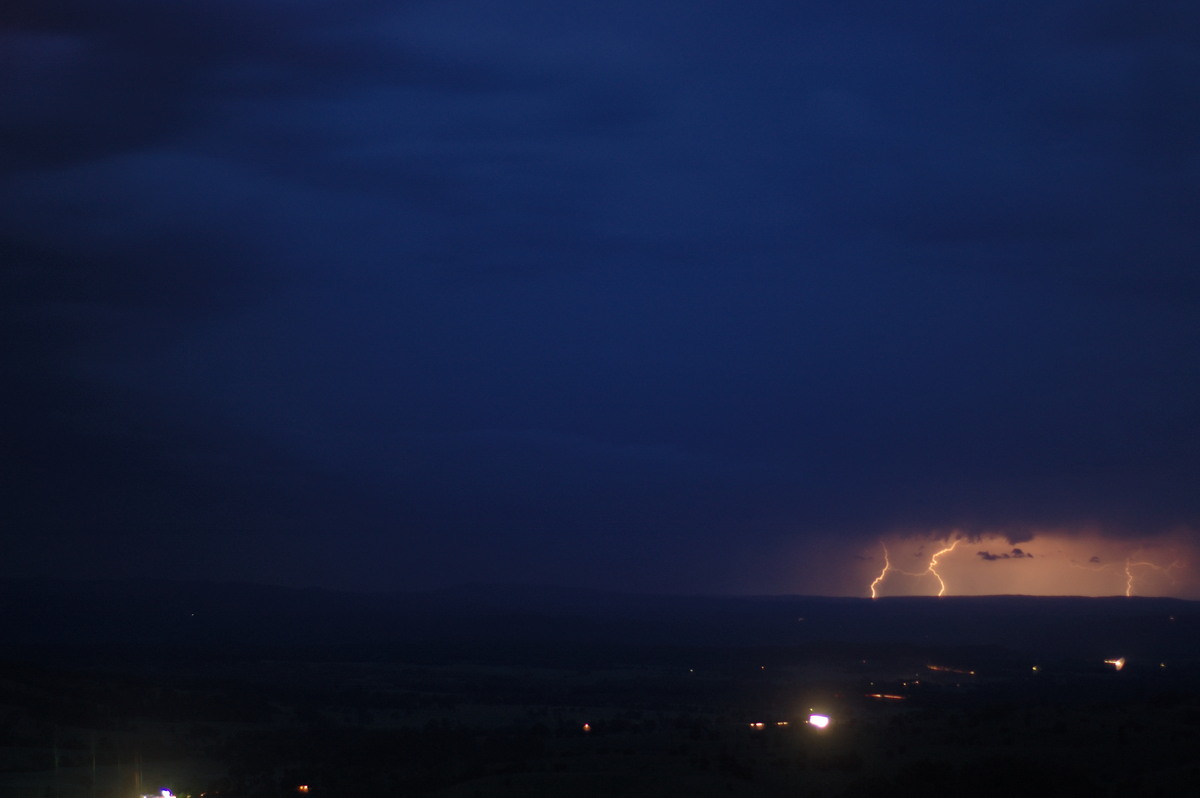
(2, 578, 1196, 664)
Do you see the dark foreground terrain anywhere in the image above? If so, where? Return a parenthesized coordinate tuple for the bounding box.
(1, 581, 1198, 797)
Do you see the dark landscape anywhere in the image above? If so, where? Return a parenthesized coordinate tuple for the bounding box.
(6, 3, 1200, 796)
(2, 581, 1197, 798)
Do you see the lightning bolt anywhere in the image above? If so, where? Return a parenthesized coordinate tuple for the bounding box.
(866, 537, 962, 597)
(1125, 559, 1140, 597)
(926, 539, 961, 597)
(1124, 558, 1183, 597)
(869, 543, 891, 599)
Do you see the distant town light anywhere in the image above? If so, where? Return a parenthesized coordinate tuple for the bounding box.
(582, 723, 591, 733)
(808, 714, 830, 729)
(927, 664, 975, 676)
(1104, 657, 1126, 672)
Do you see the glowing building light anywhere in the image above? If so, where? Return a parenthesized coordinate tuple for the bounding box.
(1104, 657, 1126, 672)
(582, 723, 591, 732)
(808, 714, 830, 729)
(748, 722, 765, 729)
(298, 787, 310, 794)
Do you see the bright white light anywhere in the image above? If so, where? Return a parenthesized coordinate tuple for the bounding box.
(808, 713, 830, 729)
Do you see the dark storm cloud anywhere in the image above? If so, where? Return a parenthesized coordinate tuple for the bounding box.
(0, 0, 489, 170)
(4, 1, 1199, 591)
(0, 2, 404, 561)
(977, 549, 1033, 562)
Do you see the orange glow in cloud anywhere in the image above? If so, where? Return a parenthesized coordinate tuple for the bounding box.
(856, 529, 1196, 598)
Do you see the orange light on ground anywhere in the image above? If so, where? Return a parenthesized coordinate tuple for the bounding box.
(298, 787, 309, 794)
(865, 693, 906, 701)
(1104, 657, 1126, 672)
(927, 664, 975, 675)
(582, 723, 591, 732)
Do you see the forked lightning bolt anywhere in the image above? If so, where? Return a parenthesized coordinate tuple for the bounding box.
(868, 538, 961, 598)
(926, 539, 961, 597)
(869, 544, 891, 599)
(1124, 558, 1183, 597)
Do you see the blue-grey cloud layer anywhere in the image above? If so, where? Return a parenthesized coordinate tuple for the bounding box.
(3, 1, 1199, 590)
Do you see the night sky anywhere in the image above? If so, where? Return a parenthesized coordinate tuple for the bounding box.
(4, 1, 1199, 597)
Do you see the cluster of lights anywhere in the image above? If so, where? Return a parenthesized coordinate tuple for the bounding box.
(147, 784, 308, 796)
